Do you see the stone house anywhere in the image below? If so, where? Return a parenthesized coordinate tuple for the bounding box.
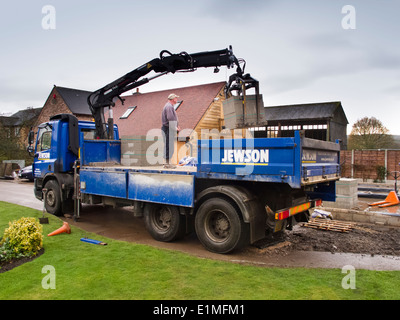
(34, 85, 93, 131)
(0, 107, 42, 145)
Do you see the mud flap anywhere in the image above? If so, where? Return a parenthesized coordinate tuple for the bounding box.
(274, 220, 286, 233)
(265, 205, 284, 233)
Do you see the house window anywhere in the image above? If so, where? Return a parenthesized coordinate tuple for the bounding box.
(248, 126, 266, 132)
(267, 126, 279, 138)
(120, 106, 137, 119)
(303, 124, 328, 130)
(174, 101, 183, 111)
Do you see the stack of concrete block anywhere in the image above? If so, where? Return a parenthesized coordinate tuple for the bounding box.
(223, 94, 266, 129)
(325, 178, 358, 209)
(121, 135, 161, 167)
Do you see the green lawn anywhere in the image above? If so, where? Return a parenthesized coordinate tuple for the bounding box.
(0, 201, 399, 300)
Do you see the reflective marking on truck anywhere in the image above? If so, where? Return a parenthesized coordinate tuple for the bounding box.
(34, 168, 41, 177)
(221, 149, 269, 165)
(302, 150, 338, 164)
(302, 150, 317, 163)
(38, 152, 50, 160)
(275, 199, 322, 220)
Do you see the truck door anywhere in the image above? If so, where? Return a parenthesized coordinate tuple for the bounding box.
(33, 125, 54, 179)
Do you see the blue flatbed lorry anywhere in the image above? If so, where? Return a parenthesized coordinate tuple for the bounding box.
(30, 113, 340, 253)
(28, 47, 341, 253)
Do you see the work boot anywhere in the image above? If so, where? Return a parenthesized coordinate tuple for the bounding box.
(163, 162, 176, 169)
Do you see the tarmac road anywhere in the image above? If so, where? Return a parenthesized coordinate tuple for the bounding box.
(1, 178, 400, 271)
(0, 179, 43, 211)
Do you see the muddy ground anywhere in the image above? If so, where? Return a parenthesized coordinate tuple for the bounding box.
(264, 222, 400, 257)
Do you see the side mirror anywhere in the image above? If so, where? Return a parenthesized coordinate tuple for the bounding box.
(28, 130, 35, 145)
(27, 130, 35, 156)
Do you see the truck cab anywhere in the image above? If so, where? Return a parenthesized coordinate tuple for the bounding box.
(31, 114, 118, 215)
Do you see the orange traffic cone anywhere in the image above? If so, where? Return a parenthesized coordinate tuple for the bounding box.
(369, 191, 400, 208)
(47, 222, 71, 236)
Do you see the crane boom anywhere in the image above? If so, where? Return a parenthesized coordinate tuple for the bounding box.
(87, 46, 258, 139)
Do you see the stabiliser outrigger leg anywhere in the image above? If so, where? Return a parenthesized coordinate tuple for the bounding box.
(73, 159, 80, 222)
(86, 45, 260, 140)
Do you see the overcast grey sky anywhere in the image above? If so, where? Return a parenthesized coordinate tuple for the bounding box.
(1, 0, 399, 134)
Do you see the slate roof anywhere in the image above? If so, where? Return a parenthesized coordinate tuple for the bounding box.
(10, 107, 42, 126)
(264, 101, 348, 124)
(0, 108, 42, 127)
(113, 82, 226, 136)
(56, 86, 92, 115)
(0, 115, 19, 126)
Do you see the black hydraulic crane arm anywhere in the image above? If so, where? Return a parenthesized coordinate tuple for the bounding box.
(87, 46, 258, 139)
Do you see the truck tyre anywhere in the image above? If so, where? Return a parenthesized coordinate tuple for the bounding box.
(195, 197, 249, 254)
(144, 204, 186, 242)
(44, 180, 62, 216)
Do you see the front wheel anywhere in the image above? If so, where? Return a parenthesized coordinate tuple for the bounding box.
(144, 204, 186, 242)
(195, 198, 249, 254)
(44, 180, 62, 216)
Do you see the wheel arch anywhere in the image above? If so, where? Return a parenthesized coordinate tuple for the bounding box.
(195, 185, 253, 222)
(41, 173, 75, 214)
(195, 185, 266, 244)
(42, 173, 74, 200)
(143, 202, 186, 242)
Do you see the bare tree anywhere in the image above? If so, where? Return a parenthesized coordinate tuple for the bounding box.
(348, 117, 394, 149)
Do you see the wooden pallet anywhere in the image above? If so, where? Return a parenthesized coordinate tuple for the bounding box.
(302, 218, 355, 233)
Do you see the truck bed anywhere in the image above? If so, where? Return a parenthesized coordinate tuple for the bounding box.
(196, 132, 340, 188)
(79, 131, 340, 207)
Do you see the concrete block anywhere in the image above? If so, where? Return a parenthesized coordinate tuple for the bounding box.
(326, 178, 358, 209)
(385, 216, 400, 227)
(352, 213, 371, 224)
(120, 135, 161, 167)
(223, 94, 265, 129)
(370, 215, 387, 225)
(331, 211, 353, 221)
(121, 159, 137, 166)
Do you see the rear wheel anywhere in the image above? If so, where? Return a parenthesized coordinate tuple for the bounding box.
(144, 204, 186, 242)
(195, 197, 249, 254)
(44, 180, 62, 216)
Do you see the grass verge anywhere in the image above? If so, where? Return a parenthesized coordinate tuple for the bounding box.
(0, 201, 399, 300)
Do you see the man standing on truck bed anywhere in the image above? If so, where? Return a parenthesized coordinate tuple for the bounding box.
(161, 93, 180, 169)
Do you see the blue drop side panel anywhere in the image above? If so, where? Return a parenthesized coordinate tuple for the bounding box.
(128, 172, 194, 207)
(80, 168, 195, 207)
(80, 169, 127, 198)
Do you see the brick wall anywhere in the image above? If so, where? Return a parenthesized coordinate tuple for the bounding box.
(35, 88, 71, 128)
(33, 87, 93, 134)
(340, 149, 400, 181)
